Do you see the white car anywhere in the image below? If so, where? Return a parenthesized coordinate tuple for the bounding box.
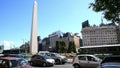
(72, 54, 102, 68)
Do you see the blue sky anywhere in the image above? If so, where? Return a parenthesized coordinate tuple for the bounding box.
(0, 0, 107, 49)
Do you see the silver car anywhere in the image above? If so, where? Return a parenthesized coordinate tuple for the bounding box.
(72, 54, 102, 68)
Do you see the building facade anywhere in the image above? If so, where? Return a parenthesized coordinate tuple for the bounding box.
(80, 21, 120, 54)
(42, 37, 50, 51)
(58, 35, 80, 51)
(49, 31, 63, 51)
(40, 31, 80, 52)
(81, 24, 119, 46)
(117, 23, 120, 43)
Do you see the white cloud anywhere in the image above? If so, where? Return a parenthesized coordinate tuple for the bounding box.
(3, 40, 14, 50)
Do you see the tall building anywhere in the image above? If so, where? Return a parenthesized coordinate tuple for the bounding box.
(82, 20, 90, 28)
(30, 0, 38, 54)
(40, 31, 80, 52)
(41, 37, 50, 51)
(118, 24, 120, 43)
(62, 32, 80, 52)
(80, 22, 120, 54)
(81, 23, 119, 46)
(49, 31, 63, 51)
(119, 23, 120, 29)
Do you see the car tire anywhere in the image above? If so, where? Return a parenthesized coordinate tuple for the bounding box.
(43, 63, 47, 67)
(74, 64, 80, 68)
(55, 59, 60, 64)
(62, 62, 65, 64)
(29, 61, 33, 65)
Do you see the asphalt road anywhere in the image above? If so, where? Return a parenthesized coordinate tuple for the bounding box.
(33, 63, 73, 68)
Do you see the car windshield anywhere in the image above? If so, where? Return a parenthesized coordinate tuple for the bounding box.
(42, 55, 51, 59)
(54, 53, 61, 57)
(10, 59, 29, 67)
(19, 59, 29, 66)
(102, 56, 120, 63)
(94, 55, 102, 61)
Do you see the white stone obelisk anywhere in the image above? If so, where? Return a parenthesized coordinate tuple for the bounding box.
(30, 0, 38, 54)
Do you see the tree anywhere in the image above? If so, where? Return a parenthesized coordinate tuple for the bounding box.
(60, 41, 67, 53)
(0, 46, 2, 49)
(0, 45, 3, 50)
(56, 41, 67, 53)
(67, 41, 76, 53)
(56, 41, 61, 53)
(89, 0, 120, 23)
(20, 42, 29, 53)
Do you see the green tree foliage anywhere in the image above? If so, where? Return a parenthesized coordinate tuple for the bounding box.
(56, 41, 61, 53)
(67, 41, 76, 53)
(89, 0, 120, 23)
(67, 42, 72, 53)
(61, 41, 66, 53)
(0, 46, 2, 49)
(20, 42, 29, 53)
(56, 41, 67, 53)
(0, 45, 3, 50)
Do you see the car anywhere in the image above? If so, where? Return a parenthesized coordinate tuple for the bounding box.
(3, 54, 30, 62)
(46, 53, 68, 64)
(97, 55, 120, 68)
(30, 54, 55, 67)
(38, 51, 50, 55)
(0, 57, 32, 68)
(72, 54, 102, 68)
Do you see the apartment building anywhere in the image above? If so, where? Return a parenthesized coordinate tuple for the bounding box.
(80, 21, 120, 54)
(41, 31, 80, 52)
(81, 25, 119, 46)
(42, 37, 50, 51)
(58, 33, 80, 52)
(49, 31, 63, 51)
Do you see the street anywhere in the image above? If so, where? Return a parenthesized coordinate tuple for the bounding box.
(33, 63, 73, 68)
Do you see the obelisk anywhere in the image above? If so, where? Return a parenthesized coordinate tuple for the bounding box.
(30, 0, 38, 54)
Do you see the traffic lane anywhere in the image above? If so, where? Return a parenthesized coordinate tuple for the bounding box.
(33, 63, 73, 68)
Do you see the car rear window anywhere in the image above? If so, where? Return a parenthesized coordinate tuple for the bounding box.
(102, 56, 120, 63)
(42, 55, 51, 59)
